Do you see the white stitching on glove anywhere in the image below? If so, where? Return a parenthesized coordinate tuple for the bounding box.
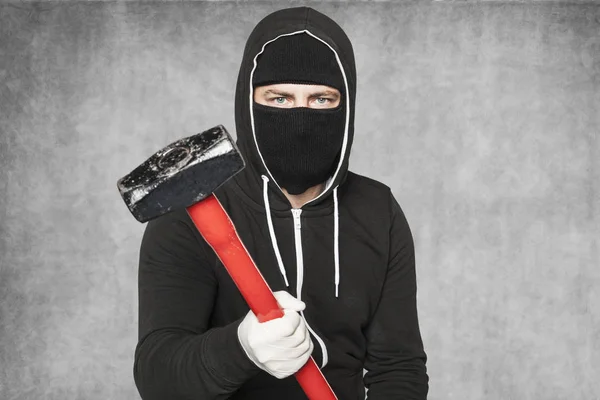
(237, 290, 314, 380)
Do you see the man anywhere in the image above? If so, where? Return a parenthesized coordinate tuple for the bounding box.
(133, 6, 429, 400)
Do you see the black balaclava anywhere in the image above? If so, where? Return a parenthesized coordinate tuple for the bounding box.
(252, 33, 346, 195)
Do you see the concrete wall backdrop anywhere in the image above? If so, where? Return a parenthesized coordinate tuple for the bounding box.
(0, 1, 598, 399)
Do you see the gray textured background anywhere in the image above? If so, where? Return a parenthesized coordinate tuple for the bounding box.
(1, 1, 599, 399)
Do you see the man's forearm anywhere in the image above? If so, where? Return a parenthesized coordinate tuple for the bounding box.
(133, 318, 260, 400)
(364, 358, 429, 399)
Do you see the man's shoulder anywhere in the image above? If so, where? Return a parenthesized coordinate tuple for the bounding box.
(342, 170, 396, 215)
(345, 170, 392, 195)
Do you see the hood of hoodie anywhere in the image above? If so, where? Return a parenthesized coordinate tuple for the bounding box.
(231, 6, 357, 213)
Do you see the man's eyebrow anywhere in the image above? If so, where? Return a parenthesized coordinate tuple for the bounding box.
(310, 91, 340, 99)
(263, 89, 294, 97)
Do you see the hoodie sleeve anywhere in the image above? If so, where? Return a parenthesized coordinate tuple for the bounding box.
(133, 210, 261, 400)
(363, 191, 429, 399)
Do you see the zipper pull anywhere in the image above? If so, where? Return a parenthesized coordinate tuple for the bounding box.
(292, 208, 302, 230)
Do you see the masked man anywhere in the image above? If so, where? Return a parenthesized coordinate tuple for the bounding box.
(133, 6, 429, 400)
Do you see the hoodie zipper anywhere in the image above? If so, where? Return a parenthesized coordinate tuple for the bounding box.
(291, 208, 329, 369)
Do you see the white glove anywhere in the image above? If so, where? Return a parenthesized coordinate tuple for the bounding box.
(237, 290, 314, 379)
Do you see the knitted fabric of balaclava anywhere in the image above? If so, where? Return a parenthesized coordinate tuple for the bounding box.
(252, 33, 346, 195)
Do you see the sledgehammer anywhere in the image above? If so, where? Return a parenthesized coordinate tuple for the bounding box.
(116, 125, 338, 400)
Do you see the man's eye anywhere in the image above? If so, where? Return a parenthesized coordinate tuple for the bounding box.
(316, 98, 331, 104)
(274, 97, 287, 104)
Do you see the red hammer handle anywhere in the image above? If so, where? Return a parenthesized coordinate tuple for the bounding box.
(186, 194, 338, 400)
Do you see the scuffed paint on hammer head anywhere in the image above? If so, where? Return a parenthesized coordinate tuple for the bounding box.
(117, 125, 245, 223)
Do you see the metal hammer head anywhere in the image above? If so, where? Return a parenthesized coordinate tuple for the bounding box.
(117, 125, 245, 223)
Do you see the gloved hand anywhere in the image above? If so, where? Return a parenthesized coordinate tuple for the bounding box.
(237, 290, 314, 379)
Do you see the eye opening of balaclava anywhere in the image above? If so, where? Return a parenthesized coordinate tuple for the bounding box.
(251, 33, 346, 195)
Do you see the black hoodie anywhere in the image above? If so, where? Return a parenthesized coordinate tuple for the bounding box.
(133, 6, 428, 400)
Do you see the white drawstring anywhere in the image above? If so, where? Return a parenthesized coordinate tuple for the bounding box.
(333, 186, 340, 298)
(261, 175, 289, 287)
